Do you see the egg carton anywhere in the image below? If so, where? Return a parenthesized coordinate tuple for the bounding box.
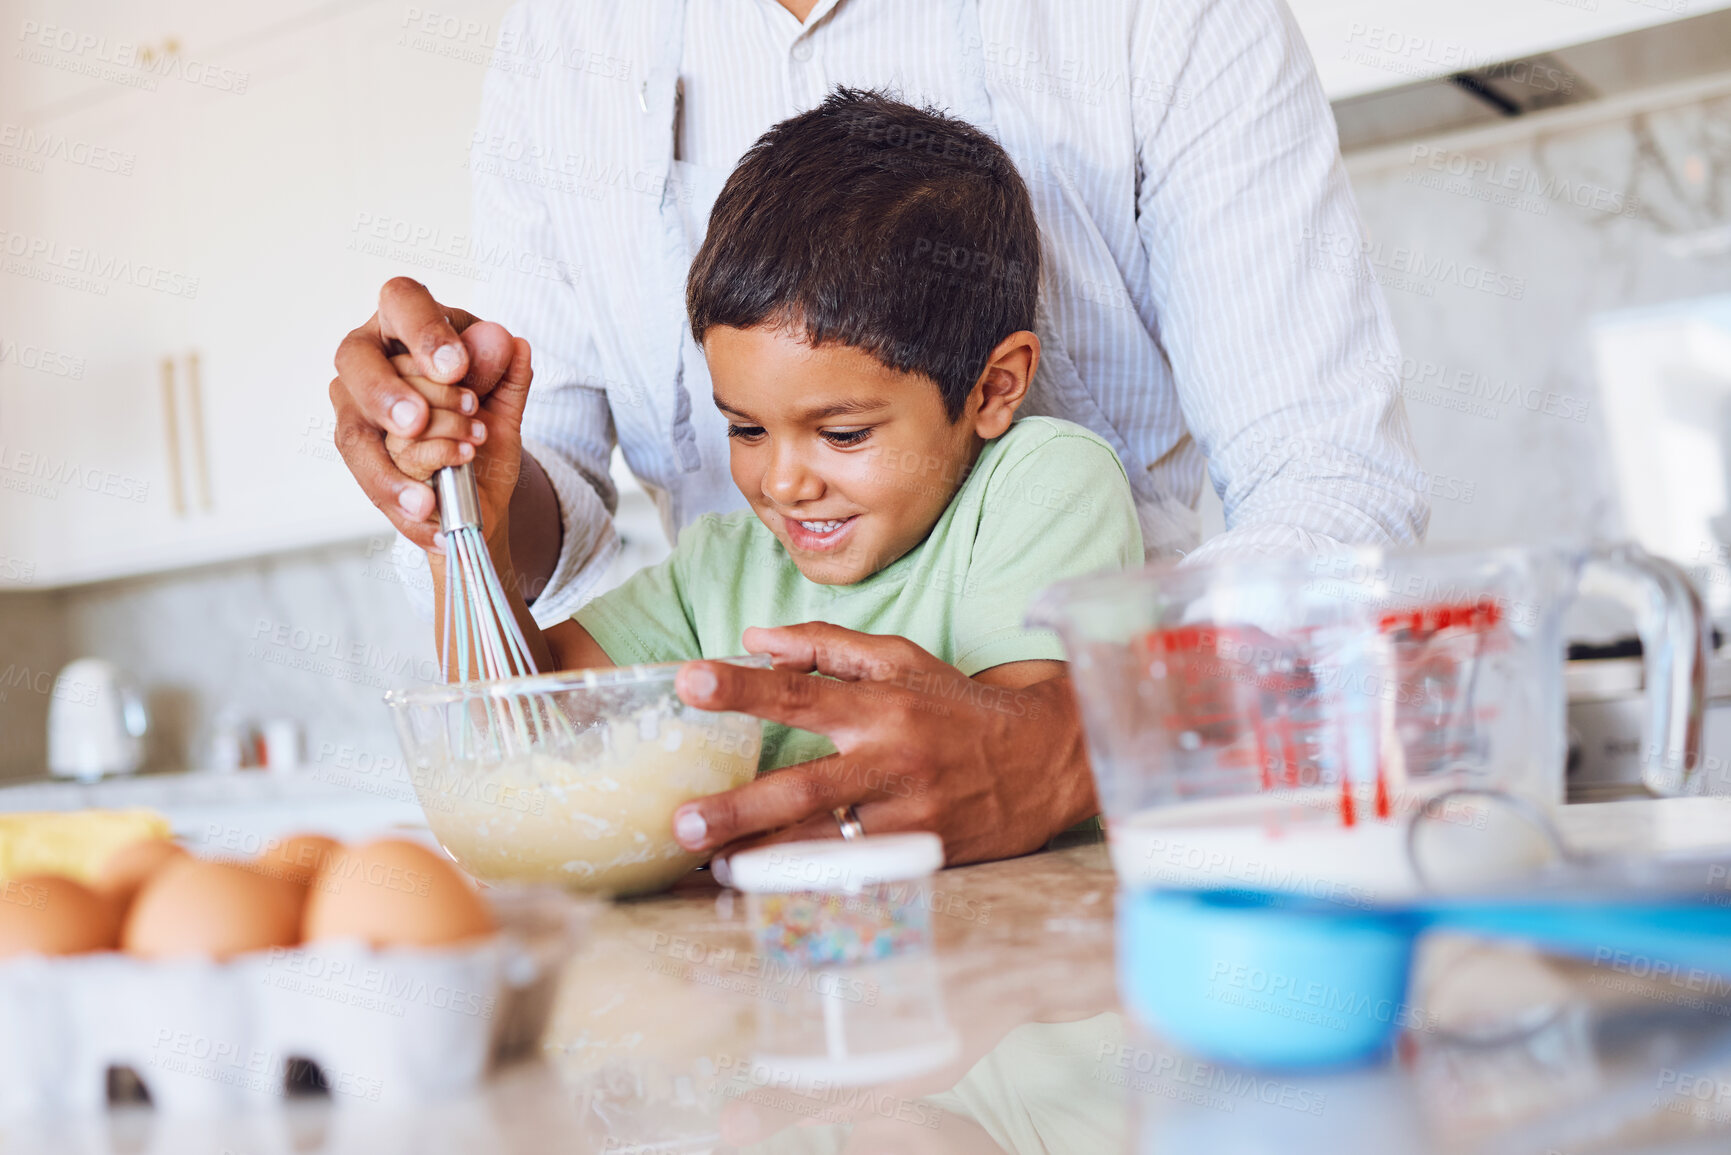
(0, 885, 588, 1117)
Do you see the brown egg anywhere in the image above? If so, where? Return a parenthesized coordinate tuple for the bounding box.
(0, 875, 120, 957)
(304, 838, 495, 948)
(94, 838, 188, 907)
(123, 857, 306, 960)
(259, 833, 340, 887)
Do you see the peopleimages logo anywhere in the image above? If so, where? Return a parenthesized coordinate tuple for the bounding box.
(1406, 144, 1640, 219)
(1360, 351, 1591, 424)
(0, 122, 134, 175)
(397, 6, 634, 80)
(646, 933, 881, 1006)
(0, 878, 50, 910)
(14, 21, 249, 93)
(0, 335, 85, 378)
(1299, 227, 1526, 300)
(346, 212, 581, 286)
(246, 618, 441, 686)
(1340, 24, 1575, 94)
(1095, 1042, 1328, 1115)
(149, 1031, 381, 1099)
(0, 444, 150, 503)
(260, 947, 497, 1020)
(1205, 960, 1438, 1035)
(0, 227, 199, 299)
(712, 1052, 946, 1130)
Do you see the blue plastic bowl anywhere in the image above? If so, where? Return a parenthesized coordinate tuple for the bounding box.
(1119, 889, 1421, 1069)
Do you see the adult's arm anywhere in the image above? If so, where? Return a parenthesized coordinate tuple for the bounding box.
(351, 3, 626, 624)
(668, 625, 1097, 867)
(1130, 0, 1431, 561)
(456, 0, 634, 622)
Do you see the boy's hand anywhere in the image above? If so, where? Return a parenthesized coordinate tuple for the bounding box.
(330, 286, 517, 549)
(384, 334, 534, 549)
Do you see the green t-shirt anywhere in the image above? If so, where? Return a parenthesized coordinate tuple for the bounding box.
(574, 416, 1143, 769)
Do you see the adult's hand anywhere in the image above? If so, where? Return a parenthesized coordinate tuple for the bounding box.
(670, 624, 1098, 867)
(330, 277, 517, 549)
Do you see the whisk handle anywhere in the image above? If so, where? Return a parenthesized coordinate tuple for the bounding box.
(436, 463, 485, 533)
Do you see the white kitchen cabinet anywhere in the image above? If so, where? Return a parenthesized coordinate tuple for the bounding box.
(0, 0, 516, 587)
(0, 34, 192, 583)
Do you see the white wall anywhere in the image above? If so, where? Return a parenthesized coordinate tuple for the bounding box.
(1344, 84, 1731, 549)
(0, 593, 69, 779)
(0, 540, 432, 783)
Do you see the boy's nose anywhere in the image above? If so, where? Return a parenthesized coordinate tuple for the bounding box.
(762, 448, 824, 506)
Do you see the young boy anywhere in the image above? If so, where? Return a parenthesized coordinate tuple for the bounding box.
(387, 88, 1143, 771)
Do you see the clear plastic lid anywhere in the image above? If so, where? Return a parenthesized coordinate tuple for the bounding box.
(728, 833, 944, 893)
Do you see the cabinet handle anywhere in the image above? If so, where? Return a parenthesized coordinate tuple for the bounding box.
(184, 351, 212, 511)
(160, 356, 185, 516)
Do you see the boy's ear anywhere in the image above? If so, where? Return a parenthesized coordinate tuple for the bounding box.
(968, 330, 1041, 439)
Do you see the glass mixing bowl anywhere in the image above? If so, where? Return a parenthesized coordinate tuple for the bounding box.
(386, 657, 768, 897)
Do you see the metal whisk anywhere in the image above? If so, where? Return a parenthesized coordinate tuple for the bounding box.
(437, 462, 539, 684)
(435, 462, 570, 756)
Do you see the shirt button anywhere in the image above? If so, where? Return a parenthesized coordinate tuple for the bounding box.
(791, 41, 813, 62)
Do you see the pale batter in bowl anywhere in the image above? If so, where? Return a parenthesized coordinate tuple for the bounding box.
(417, 705, 759, 897)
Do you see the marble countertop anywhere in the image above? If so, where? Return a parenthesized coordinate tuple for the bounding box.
(9, 801, 1731, 1154)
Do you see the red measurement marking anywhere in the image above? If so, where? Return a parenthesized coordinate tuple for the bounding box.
(1333, 712, 1355, 826)
(1275, 708, 1299, 790)
(1140, 625, 1278, 655)
(1374, 765, 1390, 820)
(1377, 599, 1501, 636)
(1142, 625, 1220, 654)
(1396, 1032, 1419, 1067)
(1255, 712, 1273, 791)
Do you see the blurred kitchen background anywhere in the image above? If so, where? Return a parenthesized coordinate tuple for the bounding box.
(2, 0, 1730, 786)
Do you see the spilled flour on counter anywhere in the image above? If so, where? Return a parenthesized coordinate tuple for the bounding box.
(414, 704, 760, 896)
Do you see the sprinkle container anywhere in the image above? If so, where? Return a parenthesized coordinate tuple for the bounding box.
(748, 951, 961, 1089)
(729, 834, 944, 968)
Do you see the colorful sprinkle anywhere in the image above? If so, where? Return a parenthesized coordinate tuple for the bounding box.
(749, 881, 932, 967)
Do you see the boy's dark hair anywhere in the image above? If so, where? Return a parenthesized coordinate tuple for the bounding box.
(686, 88, 1041, 421)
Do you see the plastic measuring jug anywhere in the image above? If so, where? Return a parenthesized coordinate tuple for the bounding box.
(1028, 543, 1709, 903)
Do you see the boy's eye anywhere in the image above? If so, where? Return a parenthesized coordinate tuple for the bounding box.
(821, 428, 872, 447)
(726, 424, 766, 441)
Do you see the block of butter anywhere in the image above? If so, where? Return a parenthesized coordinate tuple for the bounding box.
(0, 809, 172, 884)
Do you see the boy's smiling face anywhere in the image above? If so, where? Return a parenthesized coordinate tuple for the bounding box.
(707, 324, 1034, 586)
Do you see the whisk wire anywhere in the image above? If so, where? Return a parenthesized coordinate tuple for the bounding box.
(435, 463, 578, 758)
